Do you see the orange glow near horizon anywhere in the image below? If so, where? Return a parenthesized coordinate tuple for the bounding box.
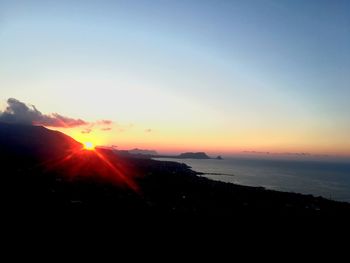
(53, 126, 350, 158)
(83, 142, 95, 151)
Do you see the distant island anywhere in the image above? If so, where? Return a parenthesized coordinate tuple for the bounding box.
(128, 148, 158, 156)
(178, 152, 210, 159)
(155, 152, 216, 159)
(110, 148, 223, 160)
(121, 150, 222, 160)
(154, 152, 226, 160)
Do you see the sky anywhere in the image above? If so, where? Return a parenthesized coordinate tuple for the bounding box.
(0, 0, 349, 156)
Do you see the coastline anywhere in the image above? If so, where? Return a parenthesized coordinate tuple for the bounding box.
(127, 155, 350, 214)
(1, 123, 349, 215)
(3, 148, 350, 215)
(152, 157, 350, 203)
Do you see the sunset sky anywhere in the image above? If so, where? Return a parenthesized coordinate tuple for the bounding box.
(1, 0, 349, 156)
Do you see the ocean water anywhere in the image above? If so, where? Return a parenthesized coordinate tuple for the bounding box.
(154, 157, 350, 202)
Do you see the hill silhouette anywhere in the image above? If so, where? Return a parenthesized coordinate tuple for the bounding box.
(155, 152, 211, 159)
(178, 152, 210, 159)
(1, 122, 350, 216)
(0, 122, 82, 158)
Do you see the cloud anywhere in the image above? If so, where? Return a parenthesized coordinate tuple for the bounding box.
(0, 98, 88, 128)
(101, 127, 112, 131)
(145, 128, 152, 133)
(81, 128, 92, 134)
(78, 119, 114, 133)
(96, 120, 113, 125)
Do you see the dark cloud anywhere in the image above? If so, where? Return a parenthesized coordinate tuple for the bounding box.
(145, 128, 152, 133)
(0, 98, 88, 128)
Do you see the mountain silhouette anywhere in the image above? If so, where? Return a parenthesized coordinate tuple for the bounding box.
(178, 152, 210, 159)
(1, 122, 350, 216)
(0, 122, 82, 158)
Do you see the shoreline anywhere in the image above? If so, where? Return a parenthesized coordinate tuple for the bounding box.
(152, 157, 350, 204)
(1, 123, 350, 215)
(128, 156, 350, 214)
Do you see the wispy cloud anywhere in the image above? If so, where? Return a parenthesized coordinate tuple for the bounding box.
(81, 128, 92, 134)
(97, 120, 113, 125)
(80, 119, 113, 133)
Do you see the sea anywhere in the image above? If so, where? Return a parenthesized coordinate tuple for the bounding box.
(154, 157, 350, 203)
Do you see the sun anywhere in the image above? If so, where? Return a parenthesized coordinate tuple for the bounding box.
(83, 142, 95, 151)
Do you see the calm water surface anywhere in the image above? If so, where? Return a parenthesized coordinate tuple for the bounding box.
(155, 157, 350, 202)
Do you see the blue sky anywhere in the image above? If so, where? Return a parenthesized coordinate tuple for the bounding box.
(1, 0, 349, 155)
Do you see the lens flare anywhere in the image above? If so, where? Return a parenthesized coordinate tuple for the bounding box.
(41, 143, 140, 193)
